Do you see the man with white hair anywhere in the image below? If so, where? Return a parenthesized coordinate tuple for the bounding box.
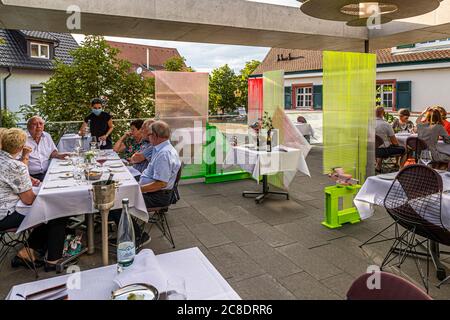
(26, 116, 69, 181)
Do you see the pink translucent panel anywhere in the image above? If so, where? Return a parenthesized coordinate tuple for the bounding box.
(155, 71, 208, 130)
(272, 107, 311, 157)
(247, 78, 263, 126)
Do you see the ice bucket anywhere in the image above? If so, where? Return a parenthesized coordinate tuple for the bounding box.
(92, 181, 116, 210)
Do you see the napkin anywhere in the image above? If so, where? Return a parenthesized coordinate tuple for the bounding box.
(113, 249, 168, 292)
(43, 181, 76, 189)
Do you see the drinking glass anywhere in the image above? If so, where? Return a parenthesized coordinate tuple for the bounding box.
(75, 138, 82, 153)
(165, 276, 187, 300)
(420, 150, 432, 166)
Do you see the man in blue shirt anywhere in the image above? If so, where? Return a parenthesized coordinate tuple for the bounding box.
(139, 120, 181, 208)
(109, 120, 180, 248)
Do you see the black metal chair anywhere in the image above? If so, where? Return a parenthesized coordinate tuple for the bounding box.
(405, 136, 428, 165)
(382, 164, 450, 292)
(140, 165, 183, 249)
(0, 228, 38, 278)
(347, 271, 432, 300)
(376, 135, 401, 173)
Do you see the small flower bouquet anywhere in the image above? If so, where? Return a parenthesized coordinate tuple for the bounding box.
(84, 150, 95, 163)
(328, 167, 359, 186)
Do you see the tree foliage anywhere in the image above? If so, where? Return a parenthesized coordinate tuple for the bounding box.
(32, 36, 155, 141)
(236, 60, 261, 110)
(0, 109, 18, 128)
(208, 61, 260, 114)
(208, 64, 239, 114)
(163, 56, 194, 72)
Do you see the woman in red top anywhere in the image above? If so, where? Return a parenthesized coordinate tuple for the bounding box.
(436, 106, 450, 135)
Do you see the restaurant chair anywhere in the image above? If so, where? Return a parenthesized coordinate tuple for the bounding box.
(375, 135, 401, 173)
(405, 136, 428, 165)
(347, 271, 432, 300)
(0, 228, 38, 278)
(139, 165, 183, 249)
(382, 164, 450, 292)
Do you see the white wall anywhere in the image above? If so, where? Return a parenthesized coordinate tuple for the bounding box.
(377, 67, 450, 113)
(0, 69, 52, 114)
(282, 64, 450, 113)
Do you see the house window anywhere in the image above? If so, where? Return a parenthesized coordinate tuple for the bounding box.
(295, 86, 313, 109)
(31, 85, 43, 105)
(30, 43, 50, 59)
(376, 83, 394, 110)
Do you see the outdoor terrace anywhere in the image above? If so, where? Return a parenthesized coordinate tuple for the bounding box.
(2, 145, 450, 299)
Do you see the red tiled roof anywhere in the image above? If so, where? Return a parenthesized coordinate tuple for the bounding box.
(107, 40, 184, 76)
(253, 47, 450, 75)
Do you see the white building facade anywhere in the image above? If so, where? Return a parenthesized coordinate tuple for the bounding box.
(0, 29, 79, 116)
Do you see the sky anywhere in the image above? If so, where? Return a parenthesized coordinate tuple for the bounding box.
(72, 0, 300, 73)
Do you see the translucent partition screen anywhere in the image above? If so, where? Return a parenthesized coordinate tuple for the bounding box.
(248, 78, 263, 126)
(263, 70, 311, 188)
(322, 51, 376, 183)
(155, 71, 209, 178)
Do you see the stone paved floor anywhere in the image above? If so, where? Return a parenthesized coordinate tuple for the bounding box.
(2, 145, 450, 299)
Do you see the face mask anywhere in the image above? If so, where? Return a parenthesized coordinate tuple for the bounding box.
(92, 109, 102, 116)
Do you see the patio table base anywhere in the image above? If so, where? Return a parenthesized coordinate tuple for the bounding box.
(242, 175, 289, 204)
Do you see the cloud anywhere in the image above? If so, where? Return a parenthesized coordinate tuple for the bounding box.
(72, 1, 300, 73)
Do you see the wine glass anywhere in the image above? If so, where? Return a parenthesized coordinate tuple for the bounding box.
(96, 152, 107, 168)
(165, 276, 187, 300)
(420, 150, 432, 167)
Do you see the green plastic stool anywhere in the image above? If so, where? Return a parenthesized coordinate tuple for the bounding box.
(322, 185, 362, 229)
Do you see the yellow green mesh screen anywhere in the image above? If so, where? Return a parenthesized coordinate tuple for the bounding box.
(322, 51, 376, 183)
(263, 70, 285, 189)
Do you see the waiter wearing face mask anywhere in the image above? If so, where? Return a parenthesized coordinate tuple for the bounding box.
(79, 98, 114, 149)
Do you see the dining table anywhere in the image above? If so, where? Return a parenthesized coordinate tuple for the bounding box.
(225, 144, 310, 203)
(6, 247, 241, 300)
(15, 150, 148, 267)
(395, 132, 450, 155)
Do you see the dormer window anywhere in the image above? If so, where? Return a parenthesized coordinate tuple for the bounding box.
(30, 42, 50, 59)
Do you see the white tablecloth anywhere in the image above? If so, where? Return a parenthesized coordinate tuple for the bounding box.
(6, 247, 241, 300)
(225, 145, 310, 188)
(16, 152, 148, 232)
(57, 134, 91, 153)
(395, 133, 450, 155)
(354, 173, 450, 229)
(294, 123, 315, 137)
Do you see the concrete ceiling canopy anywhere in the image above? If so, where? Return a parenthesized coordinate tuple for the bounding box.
(297, 0, 442, 26)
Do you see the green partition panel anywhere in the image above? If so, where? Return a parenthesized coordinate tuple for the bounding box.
(322, 51, 376, 184)
(263, 70, 285, 189)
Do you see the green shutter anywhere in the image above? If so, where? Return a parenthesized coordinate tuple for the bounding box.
(396, 44, 415, 49)
(313, 85, 323, 110)
(396, 81, 412, 111)
(284, 86, 292, 109)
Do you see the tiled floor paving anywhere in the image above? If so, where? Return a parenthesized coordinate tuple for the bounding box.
(3, 145, 450, 299)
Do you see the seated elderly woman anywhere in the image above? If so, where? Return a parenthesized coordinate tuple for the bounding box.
(0, 128, 40, 187)
(392, 109, 415, 133)
(113, 119, 146, 160)
(0, 128, 67, 271)
(416, 108, 450, 165)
